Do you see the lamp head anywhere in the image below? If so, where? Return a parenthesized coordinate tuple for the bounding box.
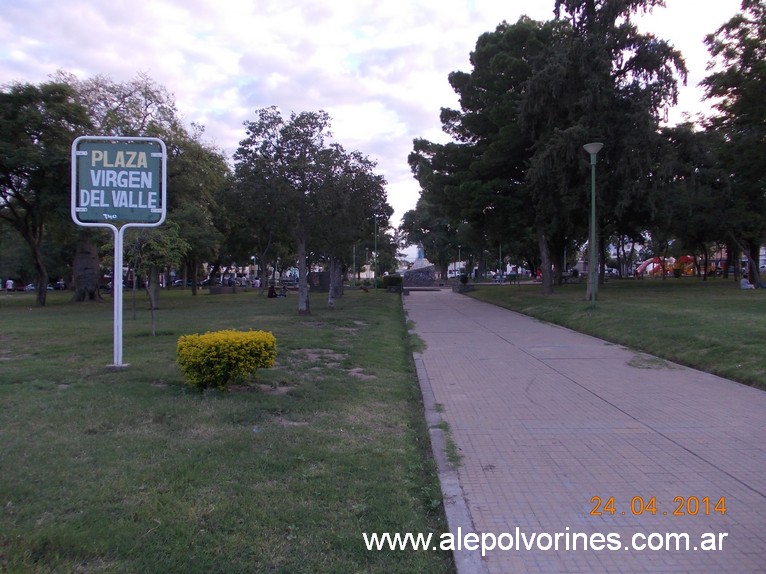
(583, 142, 604, 156)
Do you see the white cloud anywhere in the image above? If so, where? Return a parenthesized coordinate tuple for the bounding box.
(0, 0, 744, 225)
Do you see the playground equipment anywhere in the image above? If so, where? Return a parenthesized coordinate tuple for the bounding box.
(635, 257, 664, 276)
(674, 255, 696, 276)
(635, 255, 697, 277)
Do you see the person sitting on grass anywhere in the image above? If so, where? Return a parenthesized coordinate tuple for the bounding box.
(740, 276, 755, 290)
(268, 285, 278, 298)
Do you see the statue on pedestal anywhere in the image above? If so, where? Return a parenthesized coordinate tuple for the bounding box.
(410, 242, 433, 271)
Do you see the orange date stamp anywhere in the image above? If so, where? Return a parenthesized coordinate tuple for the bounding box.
(590, 496, 726, 517)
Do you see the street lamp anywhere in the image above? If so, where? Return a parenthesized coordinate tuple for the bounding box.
(374, 218, 377, 289)
(583, 142, 604, 307)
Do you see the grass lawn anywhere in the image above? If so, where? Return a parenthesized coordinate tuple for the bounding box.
(468, 276, 766, 390)
(0, 288, 453, 573)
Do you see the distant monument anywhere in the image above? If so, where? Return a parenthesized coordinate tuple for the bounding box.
(410, 243, 432, 270)
(404, 243, 436, 285)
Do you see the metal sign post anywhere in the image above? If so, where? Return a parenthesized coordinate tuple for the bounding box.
(71, 136, 167, 368)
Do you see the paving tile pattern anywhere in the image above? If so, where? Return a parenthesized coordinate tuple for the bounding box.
(404, 290, 766, 573)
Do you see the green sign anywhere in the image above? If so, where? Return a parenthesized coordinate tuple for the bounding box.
(71, 136, 166, 228)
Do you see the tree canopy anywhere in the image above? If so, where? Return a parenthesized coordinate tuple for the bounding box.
(234, 107, 391, 314)
(404, 0, 690, 293)
(0, 81, 91, 305)
(702, 0, 766, 280)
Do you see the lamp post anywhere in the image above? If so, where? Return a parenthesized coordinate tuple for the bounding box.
(583, 142, 604, 307)
(458, 245, 461, 275)
(373, 218, 377, 289)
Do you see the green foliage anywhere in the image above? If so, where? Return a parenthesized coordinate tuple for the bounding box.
(400, 198, 455, 274)
(702, 1, 766, 271)
(0, 81, 92, 305)
(407, 2, 689, 295)
(176, 329, 277, 390)
(234, 107, 394, 315)
(382, 274, 403, 289)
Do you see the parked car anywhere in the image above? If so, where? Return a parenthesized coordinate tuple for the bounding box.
(25, 283, 54, 292)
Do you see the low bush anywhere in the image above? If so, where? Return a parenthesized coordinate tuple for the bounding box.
(176, 329, 277, 390)
(383, 275, 403, 289)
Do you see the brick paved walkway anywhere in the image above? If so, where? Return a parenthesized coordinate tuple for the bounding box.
(404, 289, 766, 574)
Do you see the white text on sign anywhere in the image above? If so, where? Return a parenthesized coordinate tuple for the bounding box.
(90, 150, 148, 168)
(79, 189, 159, 209)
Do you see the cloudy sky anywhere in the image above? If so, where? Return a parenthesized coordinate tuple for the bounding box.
(1, 0, 743, 233)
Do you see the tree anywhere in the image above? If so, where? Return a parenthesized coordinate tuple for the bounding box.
(702, 0, 766, 283)
(407, 5, 685, 294)
(519, 0, 687, 295)
(0, 81, 91, 306)
(657, 124, 728, 279)
(123, 224, 189, 334)
(165, 125, 229, 295)
(235, 107, 334, 315)
(311, 146, 391, 308)
(53, 71, 182, 138)
(407, 19, 549, 283)
(235, 108, 392, 311)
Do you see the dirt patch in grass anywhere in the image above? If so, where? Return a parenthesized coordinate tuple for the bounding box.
(299, 348, 346, 363)
(347, 367, 376, 381)
(272, 415, 309, 427)
(627, 354, 681, 370)
(257, 383, 294, 395)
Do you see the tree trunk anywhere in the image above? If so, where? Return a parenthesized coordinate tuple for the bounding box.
(72, 238, 101, 302)
(537, 226, 554, 295)
(553, 245, 564, 285)
(327, 256, 343, 309)
(748, 242, 761, 287)
(297, 236, 310, 315)
(723, 241, 734, 279)
(147, 265, 161, 310)
(598, 234, 606, 285)
(701, 244, 709, 281)
(190, 256, 198, 296)
(731, 235, 762, 287)
(131, 276, 138, 320)
(145, 266, 160, 336)
(32, 247, 49, 307)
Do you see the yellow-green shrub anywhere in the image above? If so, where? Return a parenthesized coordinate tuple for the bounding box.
(176, 330, 277, 390)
